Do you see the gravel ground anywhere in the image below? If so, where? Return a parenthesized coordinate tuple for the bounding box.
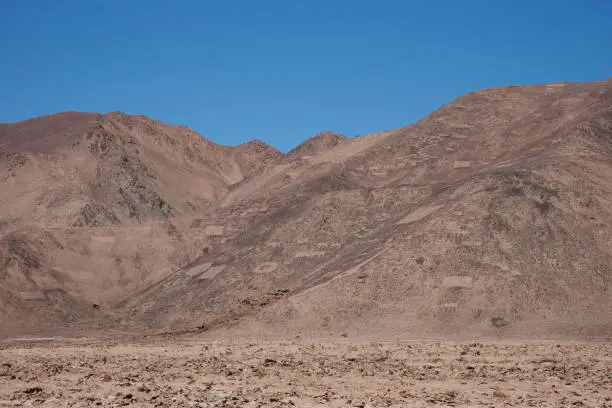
(0, 339, 610, 407)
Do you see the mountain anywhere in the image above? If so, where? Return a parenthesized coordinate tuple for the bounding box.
(0, 111, 281, 335)
(0, 111, 281, 228)
(2, 79, 612, 339)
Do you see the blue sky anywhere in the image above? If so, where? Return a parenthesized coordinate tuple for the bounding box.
(1, 1, 611, 152)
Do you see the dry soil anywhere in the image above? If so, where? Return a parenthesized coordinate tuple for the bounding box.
(0, 338, 610, 407)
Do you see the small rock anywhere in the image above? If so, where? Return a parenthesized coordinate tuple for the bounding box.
(23, 386, 43, 394)
(138, 384, 151, 393)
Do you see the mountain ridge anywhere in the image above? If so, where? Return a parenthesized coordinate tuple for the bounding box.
(1, 79, 611, 340)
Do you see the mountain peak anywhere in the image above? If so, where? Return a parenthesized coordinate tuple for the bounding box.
(0, 111, 100, 153)
(287, 131, 348, 157)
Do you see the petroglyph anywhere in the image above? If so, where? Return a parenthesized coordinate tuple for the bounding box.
(254, 262, 279, 274)
(20, 291, 47, 301)
(397, 205, 444, 225)
(293, 250, 326, 258)
(185, 262, 212, 278)
(204, 225, 225, 236)
(453, 161, 472, 169)
(197, 265, 225, 280)
(442, 276, 473, 289)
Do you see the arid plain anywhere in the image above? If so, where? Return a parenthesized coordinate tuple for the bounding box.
(2, 337, 611, 407)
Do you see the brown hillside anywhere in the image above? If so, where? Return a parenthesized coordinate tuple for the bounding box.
(2, 80, 612, 339)
(0, 111, 280, 335)
(0, 111, 280, 228)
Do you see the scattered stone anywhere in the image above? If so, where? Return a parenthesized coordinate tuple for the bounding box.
(23, 386, 43, 394)
(138, 384, 151, 393)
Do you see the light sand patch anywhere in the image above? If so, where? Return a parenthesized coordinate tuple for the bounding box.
(440, 219, 465, 233)
(316, 242, 341, 249)
(90, 236, 116, 243)
(31, 274, 61, 290)
(453, 161, 472, 169)
(253, 262, 279, 274)
(293, 250, 326, 258)
(439, 302, 458, 312)
(20, 291, 47, 301)
(285, 171, 301, 178)
(90, 236, 116, 250)
(442, 275, 473, 289)
(204, 225, 224, 236)
(272, 164, 293, 173)
(397, 205, 444, 225)
(294, 247, 390, 298)
(184, 262, 212, 278)
(197, 265, 225, 280)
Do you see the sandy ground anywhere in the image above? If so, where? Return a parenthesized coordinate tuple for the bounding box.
(0, 338, 610, 407)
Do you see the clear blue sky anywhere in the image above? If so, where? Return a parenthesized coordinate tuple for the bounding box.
(1, 1, 611, 152)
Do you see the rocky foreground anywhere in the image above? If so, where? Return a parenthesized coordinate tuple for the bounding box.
(0, 338, 610, 407)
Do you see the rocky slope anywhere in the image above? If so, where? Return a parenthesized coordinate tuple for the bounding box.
(0, 111, 281, 228)
(2, 79, 612, 339)
(0, 112, 281, 335)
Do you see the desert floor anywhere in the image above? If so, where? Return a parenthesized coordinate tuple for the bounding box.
(0, 337, 610, 407)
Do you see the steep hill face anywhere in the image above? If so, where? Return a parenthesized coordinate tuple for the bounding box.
(0, 111, 281, 228)
(122, 80, 612, 339)
(2, 79, 612, 339)
(0, 112, 281, 335)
